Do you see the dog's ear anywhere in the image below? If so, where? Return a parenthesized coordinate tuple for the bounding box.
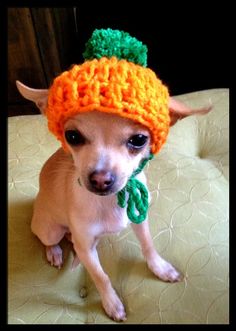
(169, 97, 212, 126)
(16, 80, 48, 114)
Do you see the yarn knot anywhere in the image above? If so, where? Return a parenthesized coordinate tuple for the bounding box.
(117, 154, 154, 224)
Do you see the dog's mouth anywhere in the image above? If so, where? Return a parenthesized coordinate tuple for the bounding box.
(86, 182, 122, 196)
(88, 188, 116, 196)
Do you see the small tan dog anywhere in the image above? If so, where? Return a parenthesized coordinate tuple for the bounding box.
(16, 80, 211, 321)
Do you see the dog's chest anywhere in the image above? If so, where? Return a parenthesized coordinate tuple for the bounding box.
(102, 206, 129, 235)
(90, 197, 130, 236)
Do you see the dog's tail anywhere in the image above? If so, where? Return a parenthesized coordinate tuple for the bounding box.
(71, 255, 80, 271)
(65, 232, 80, 271)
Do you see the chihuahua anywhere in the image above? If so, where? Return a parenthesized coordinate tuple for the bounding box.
(16, 80, 211, 321)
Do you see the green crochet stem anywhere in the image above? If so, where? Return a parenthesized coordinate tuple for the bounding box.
(117, 153, 154, 224)
(83, 28, 148, 67)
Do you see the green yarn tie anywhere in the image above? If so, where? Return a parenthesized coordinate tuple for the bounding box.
(117, 154, 154, 224)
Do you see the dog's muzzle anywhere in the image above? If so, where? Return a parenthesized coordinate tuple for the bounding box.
(88, 170, 116, 195)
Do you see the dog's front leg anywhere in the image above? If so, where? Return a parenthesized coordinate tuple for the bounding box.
(131, 220, 182, 282)
(72, 236, 126, 322)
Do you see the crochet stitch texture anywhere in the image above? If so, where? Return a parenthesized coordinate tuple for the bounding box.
(46, 56, 170, 154)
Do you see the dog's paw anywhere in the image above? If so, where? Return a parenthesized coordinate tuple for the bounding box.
(46, 245, 63, 269)
(101, 287, 126, 322)
(146, 252, 182, 283)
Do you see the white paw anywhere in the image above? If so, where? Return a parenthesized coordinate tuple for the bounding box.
(147, 252, 182, 283)
(46, 245, 63, 269)
(101, 287, 126, 322)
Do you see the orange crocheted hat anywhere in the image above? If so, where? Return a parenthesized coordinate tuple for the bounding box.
(46, 28, 170, 154)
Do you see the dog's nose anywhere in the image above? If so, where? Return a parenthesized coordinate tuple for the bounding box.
(89, 170, 116, 192)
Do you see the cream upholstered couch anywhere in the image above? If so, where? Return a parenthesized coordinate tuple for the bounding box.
(8, 89, 229, 324)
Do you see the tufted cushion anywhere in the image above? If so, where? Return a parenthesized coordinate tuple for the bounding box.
(8, 89, 229, 324)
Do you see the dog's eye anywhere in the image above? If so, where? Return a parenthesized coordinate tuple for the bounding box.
(127, 134, 148, 149)
(65, 130, 85, 146)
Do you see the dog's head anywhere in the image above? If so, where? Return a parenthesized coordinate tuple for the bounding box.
(63, 110, 151, 195)
(16, 80, 212, 196)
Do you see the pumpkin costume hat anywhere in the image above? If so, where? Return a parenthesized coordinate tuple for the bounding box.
(46, 28, 170, 154)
